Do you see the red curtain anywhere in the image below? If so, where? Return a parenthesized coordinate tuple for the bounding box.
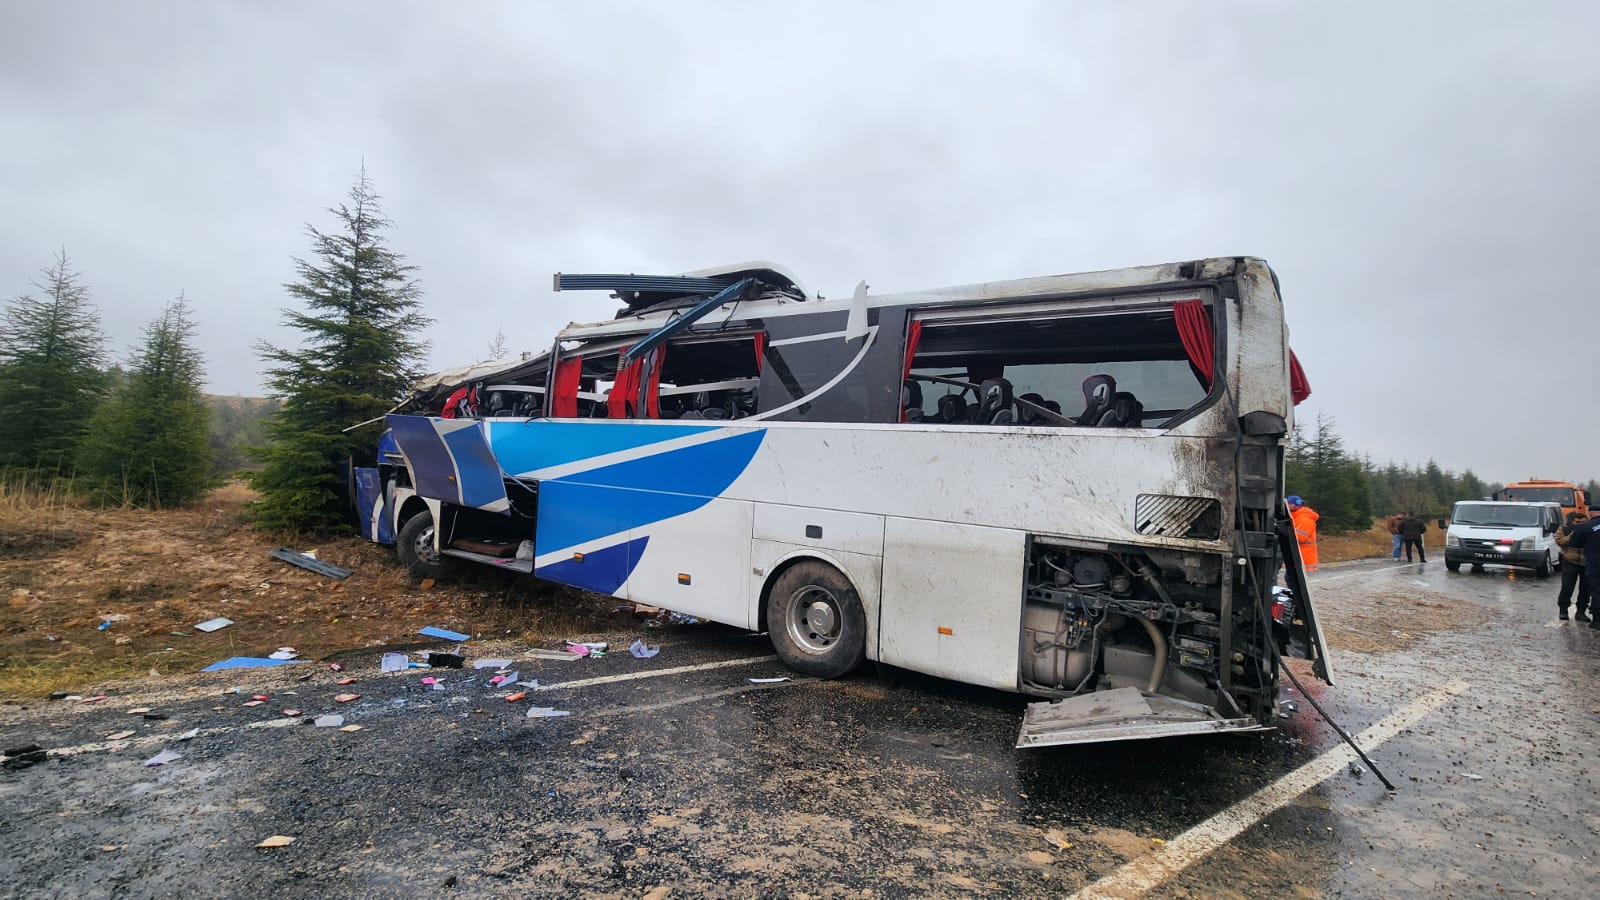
(550, 355, 582, 418)
(753, 332, 766, 373)
(608, 348, 640, 419)
(1174, 299, 1214, 390)
(899, 320, 923, 422)
(1289, 350, 1312, 404)
(643, 344, 665, 418)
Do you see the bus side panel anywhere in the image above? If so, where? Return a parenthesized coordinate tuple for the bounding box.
(624, 498, 753, 625)
(878, 517, 1026, 691)
(752, 544, 884, 650)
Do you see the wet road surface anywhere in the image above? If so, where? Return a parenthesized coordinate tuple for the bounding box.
(1, 558, 1596, 897)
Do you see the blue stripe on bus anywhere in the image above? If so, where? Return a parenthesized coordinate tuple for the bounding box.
(485, 420, 721, 477)
(440, 422, 509, 510)
(386, 415, 459, 503)
(535, 535, 649, 595)
(533, 429, 766, 553)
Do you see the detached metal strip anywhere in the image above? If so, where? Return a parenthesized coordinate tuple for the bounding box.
(268, 548, 352, 580)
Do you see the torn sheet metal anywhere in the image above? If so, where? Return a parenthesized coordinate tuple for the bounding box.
(268, 547, 352, 580)
(1016, 687, 1271, 749)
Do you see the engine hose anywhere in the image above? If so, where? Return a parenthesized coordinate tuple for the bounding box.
(1129, 614, 1167, 693)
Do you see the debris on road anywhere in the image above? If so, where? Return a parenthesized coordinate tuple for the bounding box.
(505, 692, 527, 702)
(488, 671, 519, 687)
(334, 694, 360, 703)
(194, 617, 234, 633)
(144, 750, 181, 767)
(526, 706, 571, 718)
(251, 695, 272, 701)
(78, 695, 108, 703)
(3, 744, 48, 770)
(242, 700, 265, 707)
(127, 707, 152, 715)
(424, 652, 464, 668)
(472, 659, 512, 669)
(380, 652, 408, 673)
(281, 709, 303, 717)
(175, 728, 200, 741)
(201, 657, 307, 672)
(107, 731, 135, 741)
(747, 677, 790, 684)
(255, 835, 295, 849)
(268, 647, 300, 660)
(339, 724, 362, 733)
(313, 715, 345, 728)
(419, 626, 470, 642)
(527, 649, 579, 661)
(269, 547, 351, 579)
(328, 663, 343, 672)
(336, 677, 357, 685)
(629, 639, 660, 659)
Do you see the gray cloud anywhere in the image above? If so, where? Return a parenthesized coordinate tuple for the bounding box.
(2, 1, 1595, 481)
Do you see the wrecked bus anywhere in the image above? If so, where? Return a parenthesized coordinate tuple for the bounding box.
(356, 256, 1331, 746)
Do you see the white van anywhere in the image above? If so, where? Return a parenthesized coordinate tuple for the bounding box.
(1443, 500, 1565, 576)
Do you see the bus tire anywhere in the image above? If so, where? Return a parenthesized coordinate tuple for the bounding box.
(396, 510, 446, 580)
(766, 561, 866, 679)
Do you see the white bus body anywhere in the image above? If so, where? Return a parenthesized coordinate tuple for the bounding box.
(359, 256, 1330, 746)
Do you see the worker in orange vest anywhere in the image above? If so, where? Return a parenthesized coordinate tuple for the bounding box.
(1288, 495, 1320, 572)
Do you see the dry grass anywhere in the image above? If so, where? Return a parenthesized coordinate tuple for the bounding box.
(1319, 518, 1436, 564)
(0, 479, 619, 699)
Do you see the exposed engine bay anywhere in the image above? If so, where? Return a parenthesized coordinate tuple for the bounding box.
(1019, 539, 1289, 726)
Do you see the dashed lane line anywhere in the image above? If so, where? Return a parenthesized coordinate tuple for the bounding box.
(530, 654, 778, 691)
(1068, 678, 1471, 899)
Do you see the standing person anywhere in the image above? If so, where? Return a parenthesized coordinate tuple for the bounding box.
(1398, 512, 1428, 563)
(1385, 512, 1405, 561)
(1567, 513, 1600, 630)
(1555, 511, 1591, 622)
(1288, 496, 1320, 572)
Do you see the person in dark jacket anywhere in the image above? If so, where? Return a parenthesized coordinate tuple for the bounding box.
(1398, 513, 1427, 563)
(1555, 511, 1590, 621)
(1567, 514, 1600, 630)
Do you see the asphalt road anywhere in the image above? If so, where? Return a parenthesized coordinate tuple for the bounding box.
(1, 558, 1596, 898)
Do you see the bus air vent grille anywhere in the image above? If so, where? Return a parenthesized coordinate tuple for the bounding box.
(1135, 494, 1221, 540)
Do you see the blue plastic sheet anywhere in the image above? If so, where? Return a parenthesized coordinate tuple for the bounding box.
(419, 626, 470, 642)
(200, 657, 309, 672)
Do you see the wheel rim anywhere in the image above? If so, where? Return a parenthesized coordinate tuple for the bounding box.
(413, 524, 438, 564)
(785, 585, 842, 654)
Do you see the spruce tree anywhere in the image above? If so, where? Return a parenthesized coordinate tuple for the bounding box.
(77, 296, 212, 506)
(252, 170, 430, 532)
(0, 252, 106, 473)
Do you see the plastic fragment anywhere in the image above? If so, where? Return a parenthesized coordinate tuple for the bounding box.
(473, 659, 513, 669)
(334, 693, 360, 703)
(256, 835, 295, 849)
(268, 647, 299, 660)
(144, 750, 181, 767)
(337, 677, 357, 685)
(314, 715, 345, 728)
(629, 639, 660, 659)
(329, 663, 343, 672)
(339, 724, 362, 733)
(526, 706, 572, 718)
(381, 652, 407, 673)
(527, 648, 580, 661)
(195, 617, 233, 633)
(242, 700, 265, 707)
(281, 709, 303, 717)
(251, 695, 271, 701)
(419, 626, 470, 642)
(201, 657, 305, 672)
(175, 728, 200, 741)
(505, 692, 527, 702)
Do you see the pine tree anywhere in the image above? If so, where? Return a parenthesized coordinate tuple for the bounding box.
(251, 170, 430, 532)
(1284, 412, 1371, 533)
(77, 296, 212, 506)
(0, 252, 106, 473)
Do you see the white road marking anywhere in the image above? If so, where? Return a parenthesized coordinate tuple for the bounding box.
(584, 677, 813, 719)
(531, 655, 778, 692)
(1313, 562, 1420, 583)
(1068, 679, 1470, 899)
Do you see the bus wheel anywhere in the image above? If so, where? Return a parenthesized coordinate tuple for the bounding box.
(396, 510, 446, 580)
(767, 561, 866, 679)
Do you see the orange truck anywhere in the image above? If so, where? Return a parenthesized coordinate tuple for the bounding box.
(1494, 479, 1591, 520)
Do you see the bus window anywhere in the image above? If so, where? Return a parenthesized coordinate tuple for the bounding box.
(657, 334, 763, 420)
(904, 306, 1209, 427)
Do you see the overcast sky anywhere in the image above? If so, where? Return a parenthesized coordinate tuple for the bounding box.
(2, 1, 1595, 484)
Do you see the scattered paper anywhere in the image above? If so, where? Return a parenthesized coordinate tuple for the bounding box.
(1462, 773, 1483, 781)
(381, 652, 408, 673)
(489, 671, 520, 687)
(339, 724, 363, 733)
(251, 694, 272, 701)
(747, 677, 790, 684)
(472, 659, 513, 669)
(268, 647, 299, 660)
(629, 639, 660, 659)
(527, 649, 579, 661)
(515, 679, 540, 689)
(78, 695, 107, 703)
(175, 728, 200, 741)
(195, 617, 234, 633)
(526, 706, 572, 718)
(281, 709, 303, 717)
(107, 731, 135, 741)
(505, 692, 527, 702)
(242, 700, 265, 707)
(419, 626, 470, 642)
(337, 677, 357, 685)
(564, 643, 591, 657)
(313, 715, 345, 728)
(144, 750, 181, 767)
(256, 835, 295, 849)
